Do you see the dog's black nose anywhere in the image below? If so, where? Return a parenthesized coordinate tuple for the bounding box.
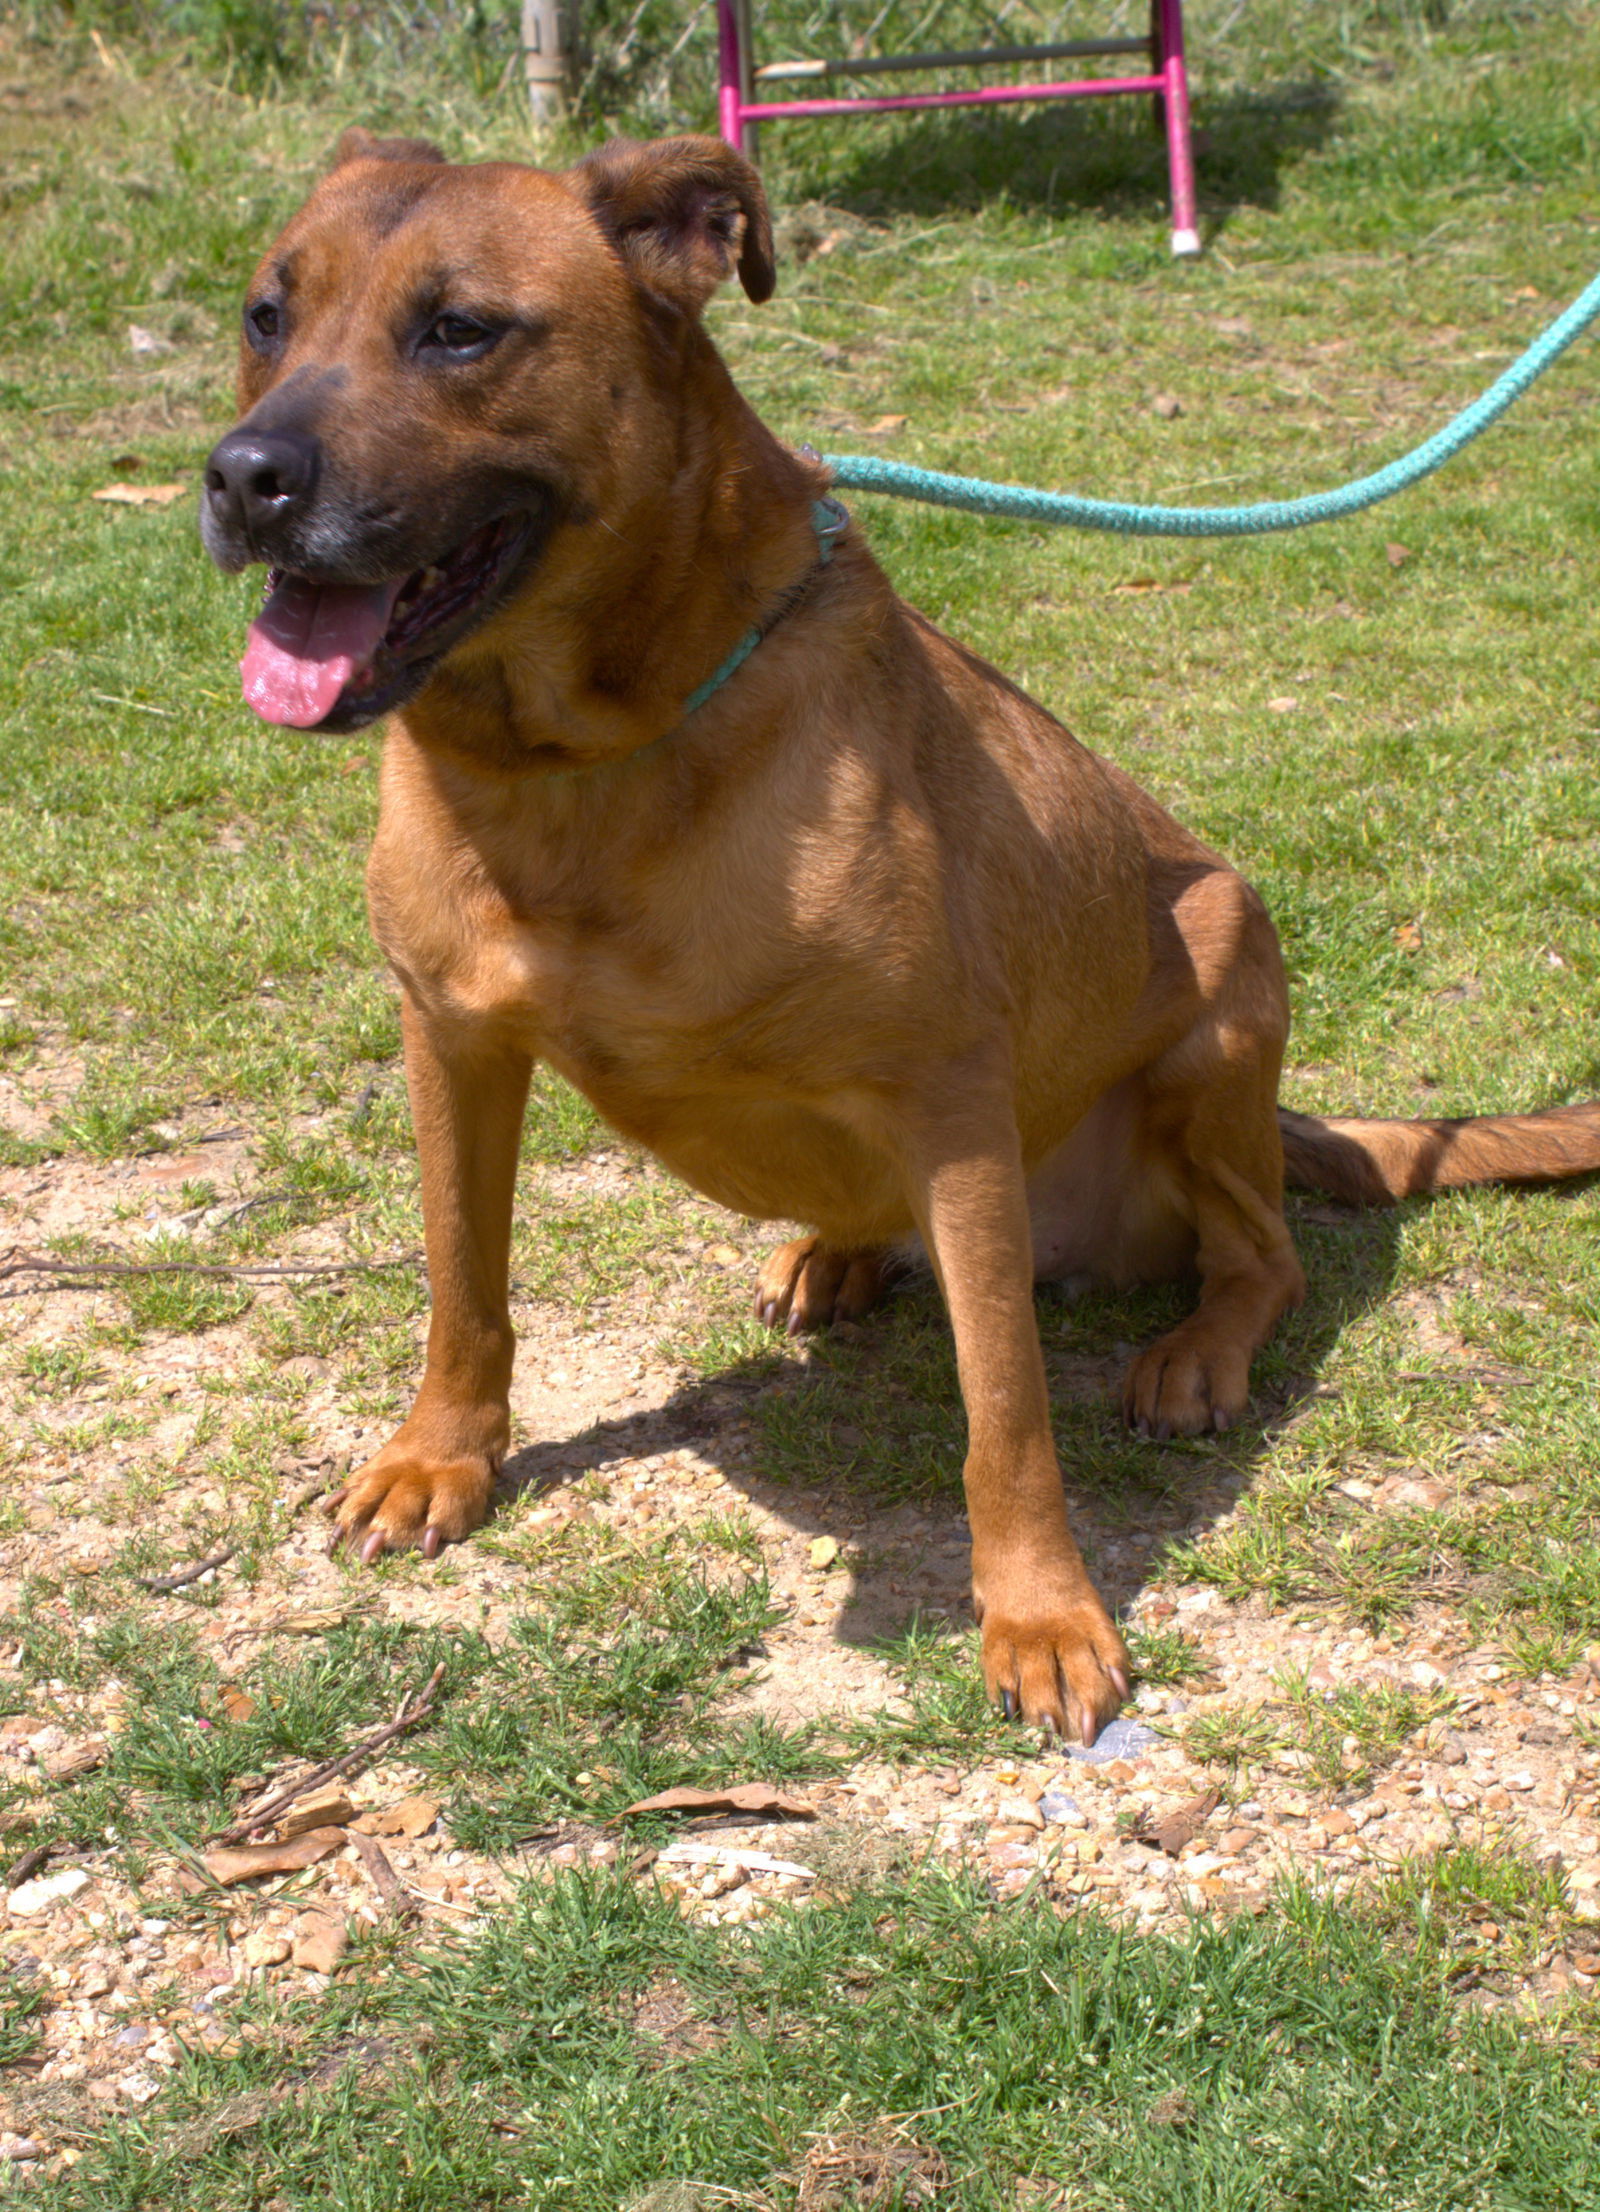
(203, 426, 320, 537)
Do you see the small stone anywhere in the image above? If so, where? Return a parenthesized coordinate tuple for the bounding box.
(290, 1913, 348, 1975)
(1482, 1787, 1513, 1813)
(241, 1928, 292, 1970)
(1151, 392, 1183, 419)
(1066, 1717, 1156, 1767)
(9, 1867, 90, 1916)
(1506, 1772, 1536, 1793)
(1321, 1809, 1355, 1837)
(997, 1797, 1044, 1830)
(1434, 1732, 1468, 1767)
(0, 2136, 41, 2163)
(1037, 1792, 1087, 1828)
(807, 1536, 839, 1571)
(1217, 1827, 1255, 1856)
(114, 2025, 152, 2051)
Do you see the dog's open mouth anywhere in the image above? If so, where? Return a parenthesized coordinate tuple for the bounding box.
(240, 512, 533, 731)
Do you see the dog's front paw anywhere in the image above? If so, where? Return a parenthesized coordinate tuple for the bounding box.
(754, 1236, 891, 1334)
(325, 1442, 498, 1564)
(1121, 1325, 1250, 1441)
(973, 1553, 1130, 1744)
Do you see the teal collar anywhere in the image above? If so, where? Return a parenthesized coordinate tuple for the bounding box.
(681, 495, 848, 719)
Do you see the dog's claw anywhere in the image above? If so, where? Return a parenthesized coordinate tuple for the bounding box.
(1077, 1701, 1099, 1747)
(360, 1528, 386, 1565)
(999, 1687, 1019, 1720)
(422, 1526, 442, 1560)
(1110, 1665, 1131, 1703)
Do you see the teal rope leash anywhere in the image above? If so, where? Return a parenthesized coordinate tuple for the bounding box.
(821, 266, 1600, 537)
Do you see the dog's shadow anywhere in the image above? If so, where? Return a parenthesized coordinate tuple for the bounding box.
(498, 1193, 1404, 1653)
(781, 75, 1343, 241)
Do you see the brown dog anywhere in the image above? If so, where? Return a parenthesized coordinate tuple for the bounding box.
(202, 130, 1600, 1741)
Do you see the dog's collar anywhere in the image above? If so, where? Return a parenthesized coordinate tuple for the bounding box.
(681, 495, 849, 719)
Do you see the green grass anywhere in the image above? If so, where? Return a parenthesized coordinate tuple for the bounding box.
(58, 1857, 1600, 2211)
(4, 2, 1600, 2201)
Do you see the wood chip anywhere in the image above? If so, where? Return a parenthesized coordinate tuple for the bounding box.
(274, 1789, 357, 1840)
(198, 1826, 347, 1888)
(350, 1795, 439, 1839)
(618, 1783, 817, 1822)
(44, 1741, 107, 1783)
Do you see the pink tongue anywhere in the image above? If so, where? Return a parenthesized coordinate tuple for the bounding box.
(240, 575, 402, 728)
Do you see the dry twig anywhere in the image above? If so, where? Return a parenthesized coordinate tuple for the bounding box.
(137, 1545, 238, 1593)
(346, 1827, 415, 1920)
(207, 1663, 446, 1845)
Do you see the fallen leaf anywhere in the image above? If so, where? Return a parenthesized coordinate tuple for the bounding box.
(1386, 541, 1411, 567)
(197, 1826, 347, 1888)
(808, 1535, 840, 1570)
(290, 1911, 349, 1974)
(275, 1788, 358, 1840)
(1266, 695, 1299, 713)
(702, 1242, 743, 1267)
(1109, 577, 1192, 596)
(1136, 1788, 1220, 1858)
(618, 1783, 817, 1822)
(1394, 919, 1424, 953)
(351, 1794, 439, 1839)
(1151, 392, 1183, 419)
(91, 482, 186, 507)
(219, 1689, 257, 1724)
(127, 323, 173, 356)
(863, 414, 907, 435)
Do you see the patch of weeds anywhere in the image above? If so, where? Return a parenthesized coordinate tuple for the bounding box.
(13, 1340, 106, 1397)
(411, 1534, 823, 1850)
(118, 1271, 254, 1336)
(1126, 1624, 1209, 1689)
(1373, 1840, 1572, 1978)
(522, 1067, 605, 1163)
(0, 1975, 44, 2069)
(1177, 1701, 1283, 1777)
(849, 1615, 1010, 1766)
(1498, 1621, 1585, 1685)
(1275, 1668, 1456, 1793)
(50, 1095, 171, 1159)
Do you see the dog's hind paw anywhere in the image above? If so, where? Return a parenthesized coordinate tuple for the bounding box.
(325, 1442, 497, 1563)
(753, 1236, 892, 1334)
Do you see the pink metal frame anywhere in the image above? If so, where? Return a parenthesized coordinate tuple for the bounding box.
(717, 0, 1199, 255)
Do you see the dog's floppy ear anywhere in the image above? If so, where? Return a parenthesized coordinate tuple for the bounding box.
(332, 125, 446, 169)
(565, 135, 775, 314)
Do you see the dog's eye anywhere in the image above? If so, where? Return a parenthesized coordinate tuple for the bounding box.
(420, 312, 500, 359)
(245, 300, 282, 351)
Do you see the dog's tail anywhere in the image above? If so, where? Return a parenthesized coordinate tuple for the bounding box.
(1278, 1101, 1600, 1205)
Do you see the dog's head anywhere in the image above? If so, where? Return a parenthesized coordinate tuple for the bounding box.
(200, 131, 775, 732)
